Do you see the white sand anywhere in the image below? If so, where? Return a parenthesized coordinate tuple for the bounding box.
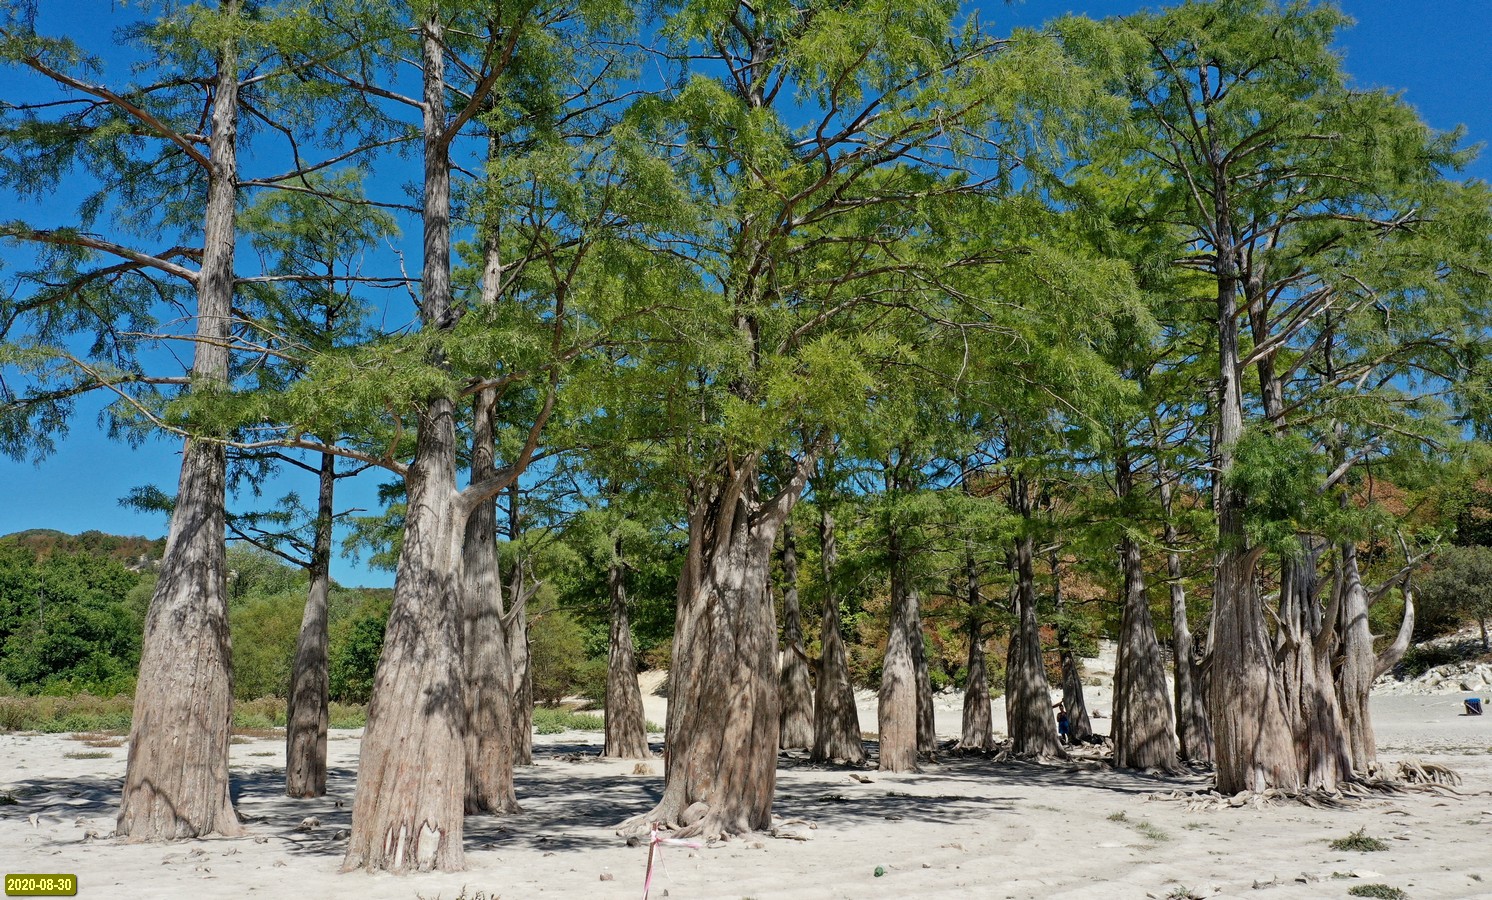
(3, 686, 1490, 899)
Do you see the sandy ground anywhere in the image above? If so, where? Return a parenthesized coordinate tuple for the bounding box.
(3, 673, 1491, 899)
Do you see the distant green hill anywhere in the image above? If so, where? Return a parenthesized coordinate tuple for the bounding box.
(0, 530, 165, 572)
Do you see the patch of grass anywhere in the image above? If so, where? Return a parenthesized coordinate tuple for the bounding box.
(532, 707, 605, 734)
(0, 694, 134, 733)
(1134, 821, 1170, 843)
(0, 793, 18, 805)
(1331, 828, 1390, 852)
(1182, 822, 1206, 831)
(329, 702, 366, 729)
(1107, 811, 1129, 822)
(63, 750, 111, 759)
(249, 751, 276, 757)
(1348, 885, 1408, 899)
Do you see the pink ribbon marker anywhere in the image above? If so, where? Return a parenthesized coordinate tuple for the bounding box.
(642, 823, 701, 899)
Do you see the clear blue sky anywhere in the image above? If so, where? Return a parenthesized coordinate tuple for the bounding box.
(2, 1, 1489, 588)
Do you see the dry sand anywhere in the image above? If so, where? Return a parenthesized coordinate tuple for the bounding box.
(3, 668, 1491, 899)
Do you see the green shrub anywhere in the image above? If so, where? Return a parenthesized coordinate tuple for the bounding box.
(532, 707, 605, 734)
(530, 606, 589, 706)
(1348, 885, 1408, 899)
(1331, 828, 1390, 852)
(0, 694, 134, 733)
(330, 594, 390, 703)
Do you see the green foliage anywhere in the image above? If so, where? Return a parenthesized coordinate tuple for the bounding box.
(531, 707, 606, 734)
(329, 592, 391, 704)
(1348, 885, 1408, 900)
(1415, 545, 1492, 643)
(0, 542, 143, 695)
(0, 693, 134, 733)
(1330, 828, 1390, 853)
(530, 603, 590, 707)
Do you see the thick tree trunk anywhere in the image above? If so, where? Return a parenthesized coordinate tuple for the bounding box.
(344, 402, 468, 870)
(911, 591, 936, 754)
(1160, 479, 1212, 763)
(344, 18, 467, 872)
(603, 546, 650, 759)
(878, 523, 920, 771)
(1006, 529, 1062, 757)
(117, 27, 242, 841)
(506, 486, 534, 766)
(959, 615, 994, 751)
(286, 451, 335, 798)
(462, 128, 523, 807)
(1336, 541, 1378, 773)
(1111, 531, 1178, 771)
(811, 505, 863, 764)
(620, 455, 813, 839)
(778, 523, 814, 750)
(1050, 551, 1092, 743)
(1208, 202, 1299, 795)
(1275, 540, 1352, 791)
(462, 473, 520, 813)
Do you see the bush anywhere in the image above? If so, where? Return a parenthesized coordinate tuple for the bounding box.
(329, 594, 390, 703)
(532, 707, 605, 733)
(0, 694, 134, 733)
(230, 590, 304, 700)
(530, 605, 589, 706)
(1416, 546, 1492, 645)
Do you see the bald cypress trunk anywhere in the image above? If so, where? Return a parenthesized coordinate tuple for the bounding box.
(811, 505, 864, 764)
(286, 450, 335, 798)
(1111, 539, 1178, 770)
(959, 613, 994, 751)
(619, 454, 815, 839)
(117, 22, 242, 840)
(343, 18, 467, 871)
(603, 542, 650, 759)
(1005, 514, 1062, 757)
(506, 485, 534, 766)
(778, 523, 814, 750)
(1208, 209, 1298, 794)
(1336, 541, 1378, 773)
(878, 521, 920, 771)
(1159, 476, 1212, 763)
(1050, 552, 1092, 744)
(911, 590, 936, 754)
(462, 433, 520, 812)
(1112, 450, 1178, 771)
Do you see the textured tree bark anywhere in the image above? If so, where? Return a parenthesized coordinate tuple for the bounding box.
(506, 485, 534, 766)
(811, 505, 864, 764)
(778, 523, 814, 750)
(117, 21, 242, 841)
(959, 613, 994, 751)
(343, 18, 467, 871)
(1207, 194, 1299, 795)
(1005, 526, 1062, 757)
(619, 454, 814, 839)
(462, 128, 523, 807)
(1111, 527, 1178, 770)
(878, 522, 920, 772)
(603, 544, 650, 759)
(1159, 478, 1212, 763)
(1336, 541, 1379, 773)
(462, 455, 520, 813)
(286, 451, 335, 798)
(911, 590, 936, 755)
(1050, 552, 1092, 744)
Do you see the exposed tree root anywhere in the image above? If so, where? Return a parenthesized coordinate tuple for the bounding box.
(1387, 757, 1462, 787)
(1149, 759, 1466, 810)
